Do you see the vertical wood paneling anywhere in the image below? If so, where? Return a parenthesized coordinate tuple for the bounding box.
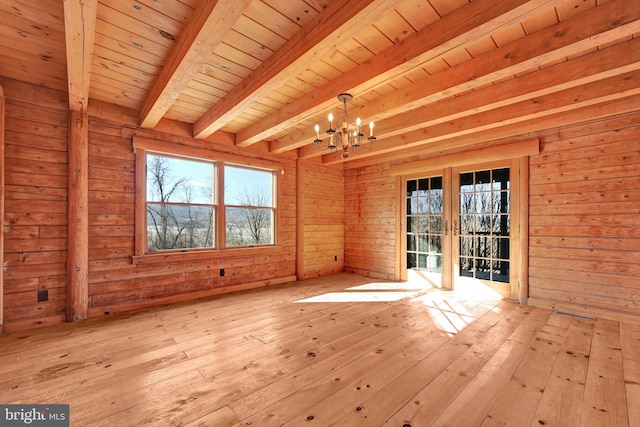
(344, 163, 397, 280)
(528, 112, 640, 321)
(1, 78, 69, 332)
(300, 159, 344, 278)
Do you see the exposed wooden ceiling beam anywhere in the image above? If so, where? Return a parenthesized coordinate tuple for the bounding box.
(240, 0, 559, 149)
(288, 0, 640, 157)
(339, 90, 640, 170)
(138, 0, 251, 129)
(323, 70, 640, 164)
(305, 36, 640, 161)
(192, 0, 398, 140)
(63, 0, 97, 111)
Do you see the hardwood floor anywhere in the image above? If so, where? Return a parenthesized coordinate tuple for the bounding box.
(0, 273, 638, 426)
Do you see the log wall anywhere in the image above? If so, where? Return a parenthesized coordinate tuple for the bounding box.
(528, 112, 640, 322)
(344, 163, 397, 280)
(1, 78, 69, 331)
(299, 159, 344, 278)
(1, 78, 298, 332)
(86, 109, 297, 318)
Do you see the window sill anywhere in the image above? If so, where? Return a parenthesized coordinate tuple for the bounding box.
(132, 245, 281, 265)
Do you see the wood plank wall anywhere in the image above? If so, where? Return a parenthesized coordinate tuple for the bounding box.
(299, 159, 344, 278)
(344, 163, 397, 280)
(0, 77, 298, 332)
(1, 77, 69, 331)
(86, 108, 297, 318)
(528, 112, 640, 323)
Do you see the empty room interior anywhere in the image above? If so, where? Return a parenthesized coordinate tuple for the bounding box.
(1, 0, 640, 425)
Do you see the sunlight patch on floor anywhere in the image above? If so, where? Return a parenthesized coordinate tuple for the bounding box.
(295, 291, 420, 303)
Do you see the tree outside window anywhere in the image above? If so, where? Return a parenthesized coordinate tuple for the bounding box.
(146, 154, 215, 252)
(224, 165, 275, 247)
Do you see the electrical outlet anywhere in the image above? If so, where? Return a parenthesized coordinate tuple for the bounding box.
(220, 268, 225, 277)
(37, 290, 49, 302)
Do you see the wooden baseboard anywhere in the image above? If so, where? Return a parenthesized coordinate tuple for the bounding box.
(528, 297, 640, 324)
(87, 275, 297, 318)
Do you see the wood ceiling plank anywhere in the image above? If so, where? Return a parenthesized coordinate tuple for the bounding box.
(90, 69, 153, 96)
(64, 0, 97, 110)
(343, 94, 640, 170)
(273, 0, 640, 154)
(92, 49, 160, 80)
(373, 9, 416, 45)
(354, 26, 394, 55)
(521, 6, 558, 34)
(243, 1, 304, 41)
(202, 57, 246, 85)
(96, 4, 175, 48)
(192, 72, 236, 93)
(490, 20, 527, 46)
(317, 72, 640, 165)
(0, 9, 65, 42)
(224, 29, 275, 63)
(374, 38, 640, 141)
(93, 28, 165, 63)
(193, 0, 398, 140)
(232, 15, 287, 52)
(262, 0, 324, 27)
(210, 44, 255, 77)
(89, 81, 141, 110)
(0, 54, 67, 92)
(396, 0, 441, 31)
(261, 0, 564, 153)
(138, 0, 251, 128)
(102, 0, 188, 35)
(133, 0, 194, 23)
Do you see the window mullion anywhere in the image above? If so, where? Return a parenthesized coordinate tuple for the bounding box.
(217, 161, 226, 250)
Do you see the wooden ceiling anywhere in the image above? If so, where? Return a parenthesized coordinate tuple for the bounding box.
(1, 0, 639, 167)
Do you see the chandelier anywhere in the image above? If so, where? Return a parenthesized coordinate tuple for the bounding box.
(313, 93, 375, 159)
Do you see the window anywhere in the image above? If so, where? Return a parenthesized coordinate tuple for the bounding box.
(134, 137, 280, 256)
(224, 165, 275, 247)
(146, 153, 215, 252)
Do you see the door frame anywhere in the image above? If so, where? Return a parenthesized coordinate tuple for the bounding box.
(395, 144, 533, 304)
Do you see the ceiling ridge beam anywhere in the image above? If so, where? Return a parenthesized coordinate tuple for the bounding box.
(239, 0, 558, 149)
(289, 0, 640, 157)
(192, 0, 407, 140)
(138, 0, 251, 129)
(63, 0, 97, 111)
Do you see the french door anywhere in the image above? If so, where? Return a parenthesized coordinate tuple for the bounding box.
(403, 160, 525, 300)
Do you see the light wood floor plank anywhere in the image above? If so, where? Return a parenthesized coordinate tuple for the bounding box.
(482, 313, 571, 427)
(621, 322, 640, 427)
(580, 319, 629, 427)
(0, 273, 635, 426)
(529, 317, 595, 427)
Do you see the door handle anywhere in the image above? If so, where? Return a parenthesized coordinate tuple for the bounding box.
(444, 219, 448, 236)
(453, 219, 458, 236)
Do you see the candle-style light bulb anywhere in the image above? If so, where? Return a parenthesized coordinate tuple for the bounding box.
(328, 112, 333, 128)
(369, 121, 374, 136)
(356, 117, 361, 133)
(314, 123, 320, 140)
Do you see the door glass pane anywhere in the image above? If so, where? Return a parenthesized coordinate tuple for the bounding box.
(406, 176, 443, 274)
(459, 168, 510, 283)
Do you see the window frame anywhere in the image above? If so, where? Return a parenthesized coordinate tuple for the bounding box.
(133, 137, 282, 263)
(223, 164, 277, 249)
